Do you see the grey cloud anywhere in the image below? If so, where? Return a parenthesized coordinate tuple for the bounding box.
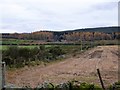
(0, 0, 118, 33)
(92, 2, 118, 10)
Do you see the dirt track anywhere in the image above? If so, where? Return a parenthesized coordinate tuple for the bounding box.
(6, 45, 119, 87)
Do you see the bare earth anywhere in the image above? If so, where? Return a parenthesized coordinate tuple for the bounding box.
(6, 46, 119, 87)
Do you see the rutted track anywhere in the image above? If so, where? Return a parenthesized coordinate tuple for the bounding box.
(6, 46, 119, 87)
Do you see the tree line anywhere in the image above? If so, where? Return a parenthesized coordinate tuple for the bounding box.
(2, 31, 120, 42)
(2, 27, 120, 42)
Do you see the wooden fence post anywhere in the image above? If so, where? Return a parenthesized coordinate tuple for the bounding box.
(0, 62, 2, 89)
(2, 62, 6, 88)
(0, 33, 2, 90)
(0, 62, 6, 89)
(97, 69, 105, 90)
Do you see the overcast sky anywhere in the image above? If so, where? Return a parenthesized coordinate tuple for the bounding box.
(0, 0, 119, 33)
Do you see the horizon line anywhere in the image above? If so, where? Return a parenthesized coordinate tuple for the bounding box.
(1, 25, 119, 34)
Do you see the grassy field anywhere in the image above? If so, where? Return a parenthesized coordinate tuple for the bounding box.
(0, 44, 81, 51)
(2, 39, 34, 45)
(0, 45, 37, 51)
(1, 39, 119, 51)
(2, 39, 119, 45)
(0, 45, 44, 50)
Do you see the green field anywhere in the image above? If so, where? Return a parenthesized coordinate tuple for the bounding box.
(0, 45, 38, 51)
(1, 39, 119, 51)
(0, 44, 81, 51)
(2, 39, 36, 45)
(2, 38, 119, 45)
(0, 45, 50, 50)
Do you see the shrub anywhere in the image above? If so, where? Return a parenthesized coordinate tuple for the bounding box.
(49, 46, 65, 59)
(2, 45, 66, 68)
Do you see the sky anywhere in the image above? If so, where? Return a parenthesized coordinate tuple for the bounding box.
(0, 0, 119, 33)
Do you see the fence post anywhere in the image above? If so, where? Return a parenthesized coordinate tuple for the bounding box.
(0, 32, 2, 89)
(0, 62, 6, 89)
(0, 62, 2, 89)
(97, 69, 105, 90)
(2, 62, 6, 88)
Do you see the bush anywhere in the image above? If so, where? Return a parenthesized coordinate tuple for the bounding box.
(49, 46, 65, 59)
(2, 45, 66, 68)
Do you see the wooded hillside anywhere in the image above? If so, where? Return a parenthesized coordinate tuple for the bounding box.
(2, 26, 120, 42)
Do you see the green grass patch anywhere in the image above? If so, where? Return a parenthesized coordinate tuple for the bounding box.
(2, 38, 34, 45)
(0, 45, 55, 51)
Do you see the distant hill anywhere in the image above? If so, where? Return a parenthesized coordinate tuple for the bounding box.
(53, 26, 119, 36)
(70, 26, 119, 32)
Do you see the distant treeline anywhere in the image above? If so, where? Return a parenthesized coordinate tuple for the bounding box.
(2, 26, 120, 42)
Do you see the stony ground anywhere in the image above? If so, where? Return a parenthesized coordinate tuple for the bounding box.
(6, 45, 119, 88)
